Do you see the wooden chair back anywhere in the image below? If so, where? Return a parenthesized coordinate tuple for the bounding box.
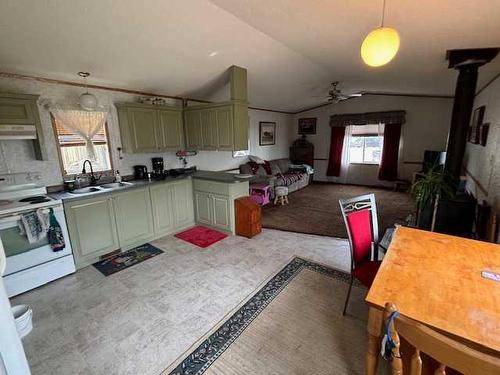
(384, 303, 500, 375)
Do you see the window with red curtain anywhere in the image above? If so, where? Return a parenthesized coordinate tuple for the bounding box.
(327, 126, 346, 177)
(378, 123, 401, 181)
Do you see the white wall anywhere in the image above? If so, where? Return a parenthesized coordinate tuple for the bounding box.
(464, 75, 500, 212)
(0, 76, 292, 187)
(293, 95, 453, 186)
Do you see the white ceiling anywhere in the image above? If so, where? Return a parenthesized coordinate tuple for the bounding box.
(0, 0, 499, 112)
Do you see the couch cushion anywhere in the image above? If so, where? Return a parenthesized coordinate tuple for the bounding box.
(270, 163, 282, 176)
(248, 155, 265, 164)
(240, 164, 252, 174)
(256, 166, 268, 177)
(276, 159, 290, 174)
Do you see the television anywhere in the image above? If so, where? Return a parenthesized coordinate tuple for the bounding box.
(422, 150, 446, 173)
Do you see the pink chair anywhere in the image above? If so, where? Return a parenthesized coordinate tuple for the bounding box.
(339, 193, 381, 315)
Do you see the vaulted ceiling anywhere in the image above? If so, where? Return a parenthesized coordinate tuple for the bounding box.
(0, 0, 499, 112)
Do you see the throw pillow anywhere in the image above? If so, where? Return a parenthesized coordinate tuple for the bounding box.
(270, 163, 282, 176)
(248, 155, 265, 164)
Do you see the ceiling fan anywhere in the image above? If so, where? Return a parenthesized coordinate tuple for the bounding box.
(316, 82, 363, 103)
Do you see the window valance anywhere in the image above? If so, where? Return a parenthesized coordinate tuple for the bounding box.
(330, 110, 406, 127)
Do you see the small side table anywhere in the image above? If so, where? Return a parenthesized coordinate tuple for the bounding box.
(235, 197, 262, 238)
(249, 184, 271, 206)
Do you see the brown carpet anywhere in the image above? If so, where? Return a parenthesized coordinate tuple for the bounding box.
(262, 183, 415, 238)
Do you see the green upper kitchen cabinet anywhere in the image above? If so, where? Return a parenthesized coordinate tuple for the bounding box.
(184, 101, 248, 151)
(116, 102, 184, 153)
(200, 109, 217, 150)
(0, 93, 47, 160)
(113, 187, 154, 250)
(157, 109, 184, 150)
(184, 110, 203, 150)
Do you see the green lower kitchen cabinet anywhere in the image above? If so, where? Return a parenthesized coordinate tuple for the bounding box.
(116, 102, 184, 153)
(113, 187, 154, 250)
(172, 179, 195, 227)
(193, 179, 249, 234)
(194, 191, 213, 226)
(150, 179, 194, 237)
(64, 195, 120, 269)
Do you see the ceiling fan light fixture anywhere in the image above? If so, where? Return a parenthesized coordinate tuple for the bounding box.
(361, 27, 400, 67)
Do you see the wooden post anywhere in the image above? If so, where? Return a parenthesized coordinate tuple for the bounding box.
(366, 307, 384, 375)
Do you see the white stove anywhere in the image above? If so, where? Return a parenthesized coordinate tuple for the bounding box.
(0, 184, 75, 297)
(0, 184, 61, 217)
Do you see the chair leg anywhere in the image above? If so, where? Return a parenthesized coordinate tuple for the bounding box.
(342, 275, 354, 316)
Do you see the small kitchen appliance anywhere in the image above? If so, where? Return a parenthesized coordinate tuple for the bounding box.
(133, 165, 148, 180)
(0, 184, 75, 297)
(151, 157, 165, 179)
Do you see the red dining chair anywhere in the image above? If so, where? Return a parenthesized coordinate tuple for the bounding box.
(339, 193, 381, 315)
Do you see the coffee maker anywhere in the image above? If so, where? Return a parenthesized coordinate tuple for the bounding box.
(151, 157, 164, 179)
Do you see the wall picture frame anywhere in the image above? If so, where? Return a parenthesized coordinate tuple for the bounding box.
(259, 122, 276, 146)
(480, 123, 489, 146)
(298, 117, 317, 135)
(469, 105, 485, 144)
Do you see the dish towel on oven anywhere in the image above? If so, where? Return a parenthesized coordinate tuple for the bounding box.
(19, 209, 49, 244)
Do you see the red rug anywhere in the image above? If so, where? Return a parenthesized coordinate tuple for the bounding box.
(174, 226, 228, 248)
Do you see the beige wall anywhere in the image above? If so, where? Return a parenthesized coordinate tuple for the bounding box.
(293, 95, 453, 186)
(0, 77, 292, 187)
(464, 75, 500, 212)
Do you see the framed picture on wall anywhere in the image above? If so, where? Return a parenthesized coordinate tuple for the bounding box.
(480, 123, 489, 146)
(259, 122, 276, 146)
(298, 118, 317, 135)
(469, 105, 485, 144)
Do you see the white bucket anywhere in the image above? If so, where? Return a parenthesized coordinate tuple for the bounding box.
(11, 304, 33, 339)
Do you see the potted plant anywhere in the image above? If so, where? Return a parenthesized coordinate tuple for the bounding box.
(411, 166, 456, 231)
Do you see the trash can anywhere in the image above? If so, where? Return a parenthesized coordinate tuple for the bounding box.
(11, 304, 33, 339)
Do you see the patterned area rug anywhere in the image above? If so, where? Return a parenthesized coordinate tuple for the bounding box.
(163, 257, 372, 375)
(262, 183, 415, 238)
(92, 243, 163, 276)
(175, 226, 228, 248)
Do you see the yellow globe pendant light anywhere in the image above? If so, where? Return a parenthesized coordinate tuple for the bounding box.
(361, 0, 400, 67)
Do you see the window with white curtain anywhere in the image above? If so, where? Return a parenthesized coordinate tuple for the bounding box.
(348, 124, 384, 164)
(51, 114, 112, 176)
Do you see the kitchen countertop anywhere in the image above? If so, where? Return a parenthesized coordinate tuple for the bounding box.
(51, 170, 251, 202)
(192, 170, 251, 184)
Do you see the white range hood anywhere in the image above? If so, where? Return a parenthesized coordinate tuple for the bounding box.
(0, 125, 37, 140)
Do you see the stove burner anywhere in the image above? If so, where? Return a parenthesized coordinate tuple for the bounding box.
(19, 196, 49, 202)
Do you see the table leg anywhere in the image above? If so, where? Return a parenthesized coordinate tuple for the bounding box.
(366, 306, 384, 375)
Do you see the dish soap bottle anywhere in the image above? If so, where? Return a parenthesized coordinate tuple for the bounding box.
(115, 170, 122, 183)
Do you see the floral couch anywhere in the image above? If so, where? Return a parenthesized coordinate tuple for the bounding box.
(239, 158, 310, 197)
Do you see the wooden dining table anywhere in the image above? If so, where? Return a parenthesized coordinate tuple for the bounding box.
(365, 226, 500, 374)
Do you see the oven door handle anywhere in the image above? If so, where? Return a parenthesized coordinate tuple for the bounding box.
(0, 205, 62, 222)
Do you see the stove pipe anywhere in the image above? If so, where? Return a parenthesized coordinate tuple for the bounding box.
(444, 48, 499, 181)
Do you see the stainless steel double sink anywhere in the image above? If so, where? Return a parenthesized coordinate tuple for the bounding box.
(68, 182, 134, 195)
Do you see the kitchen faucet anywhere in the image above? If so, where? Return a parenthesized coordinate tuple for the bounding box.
(82, 159, 101, 186)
